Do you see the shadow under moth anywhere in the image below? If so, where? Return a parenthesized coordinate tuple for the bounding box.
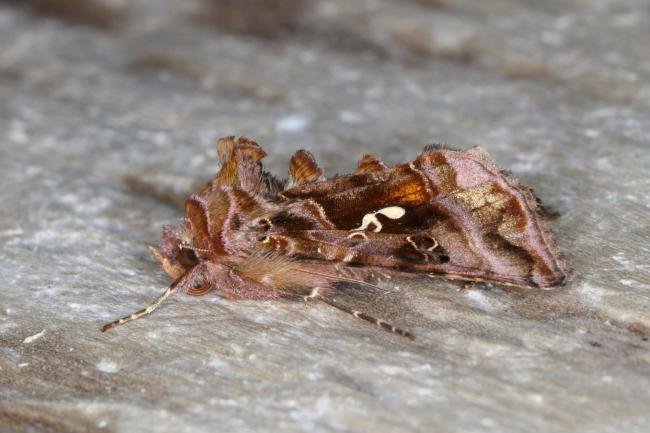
(102, 136, 568, 339)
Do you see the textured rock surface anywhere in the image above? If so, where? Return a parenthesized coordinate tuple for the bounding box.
(1, 1, 649, 432)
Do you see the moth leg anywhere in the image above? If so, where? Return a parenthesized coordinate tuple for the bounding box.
(149, 246, 185, 280)
(307, 290, 415, 340)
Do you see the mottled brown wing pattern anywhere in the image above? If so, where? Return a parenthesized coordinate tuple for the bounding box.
(102, 136, 567, 339)
(267, 147, 566, 289)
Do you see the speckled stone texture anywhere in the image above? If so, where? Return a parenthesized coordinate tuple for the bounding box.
(1, 1, 649, 432)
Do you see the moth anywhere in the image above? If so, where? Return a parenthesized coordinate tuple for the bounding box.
(102, 136, 567, 339)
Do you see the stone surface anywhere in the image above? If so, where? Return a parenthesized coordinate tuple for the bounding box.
(1, 1, 649, 432)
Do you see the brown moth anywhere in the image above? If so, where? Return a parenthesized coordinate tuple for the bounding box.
(102, 136, 567, 339)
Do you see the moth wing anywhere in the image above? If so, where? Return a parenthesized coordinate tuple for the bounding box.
(277, 147, 567, 288)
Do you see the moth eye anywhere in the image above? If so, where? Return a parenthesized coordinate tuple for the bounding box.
(439, 254, 450, 263)
(178, 248, 198, 267)
(258, 235, 270, 243)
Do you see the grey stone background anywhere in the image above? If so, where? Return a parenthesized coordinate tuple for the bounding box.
(1, 1, 649, 432)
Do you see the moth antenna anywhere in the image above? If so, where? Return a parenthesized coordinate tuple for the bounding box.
(101, 265, 198, 332)
(305, 288, 415, 340)
(179, 244, 212, 255)
(101, 284, 175, 332)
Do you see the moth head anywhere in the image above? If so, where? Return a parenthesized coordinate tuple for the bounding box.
(158, 222, 201, 271)
(160, 192, 218, 270)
